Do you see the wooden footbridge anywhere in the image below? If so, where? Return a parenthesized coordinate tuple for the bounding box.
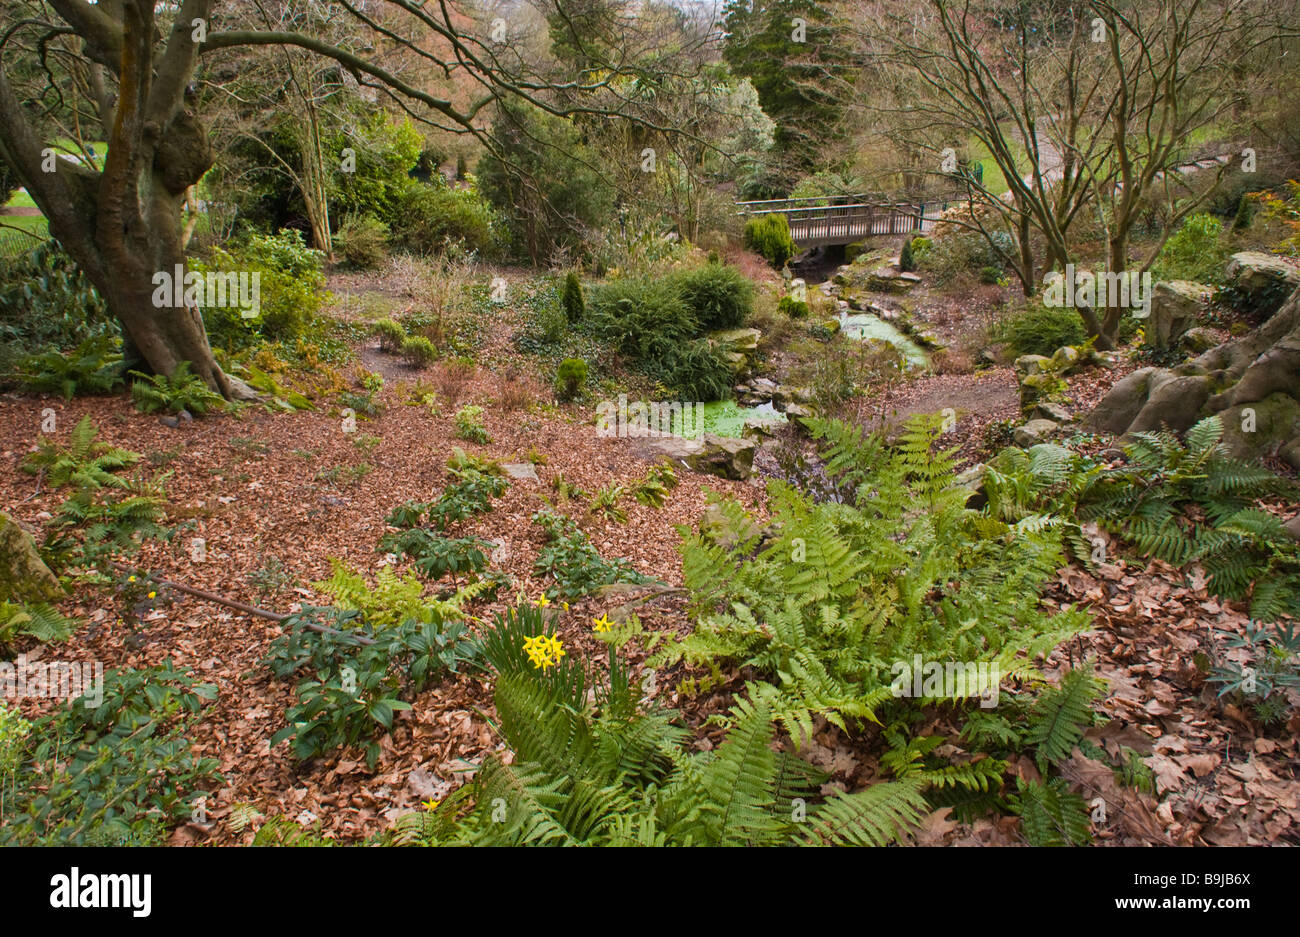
(735, 194, 965, 248)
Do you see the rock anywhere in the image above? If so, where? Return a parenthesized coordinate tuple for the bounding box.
(751, 377, 779, 395)
(1218, 393, 1300, 464)
(1033, 401, 1073, 423)
(708, 327, 761, 353)
(1126, 372, 1212, 436)
(1049, 345, 1083, 374)
(1225, 252, 1300, 309)
(741, 417, 780, 440)
(1018, 371, 1061, 412)
(158, 415, 181, 429)
(975, 348, 998, 367)
(783, 403, 815, 420)
(684, 434, 757, 480)
(1014, 419, 1059, 447)
(1181, 327, 1218, 354)
(1280, 437, 1300, 472)
(0, 511, 63, 603)
(1145, 280, 1210, 349)
(954, 462, 988, 510)
(772, 384, 813, 408)
(866, 267, 922, 293)
(1286, 514, 1300, 542)
(1087, 367, 1157, 434)
(1013, 354, 1052, 376)
(501, 462, 540, 482)
(789, 277, 806, 296)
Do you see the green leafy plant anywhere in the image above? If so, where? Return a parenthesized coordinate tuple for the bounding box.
(18, 336, 123, 399)
(1206, 621, 1300, 726)
(555, 357, 588, 401)
(589, 484, 628, 523)
(661, 414, 1089, 742)
(406, 605, 928, 846)
(778, 295, 809, 318)
(1152, 212, 1226, 284)
(266, 604, 479, 769)
(743, 213, 797, 269)
(453, 405, 491, 443)
(632, 463, 679, 508)
(1009, 776, 1091, 846)
(531, 508, 655, 600)
(129, 362, 224, 416)
(0, 601, 76, 653)
(23, 415, 140, 489)
(0, 663, 220, 845)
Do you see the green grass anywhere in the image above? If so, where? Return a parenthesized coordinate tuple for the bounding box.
(4, 189, 37, 210)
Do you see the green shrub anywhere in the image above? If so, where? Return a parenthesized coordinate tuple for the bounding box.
(654, 339, 733, 401)
(266, 604, 478, 769)
(588, 276, 698, 361)
(401, 335, 438, 368)
(778, 295, 810, 318)
(672, 264, 755, 330)
(0, 663, 221, 846)
(0, 242, 116, 382)
(743, 213, 797, 268)
(899, 237, 917, 272)
(374, 317, 407, 353)
(196, 229, 327, 350)
(334, 213, 389, 269)
(1153, 212, 1226, 284)
(555, 358, 588, 401)
(562, 271, 585, 322)
(453, 405, 491, 443)
(388, 181, 496, 257)
(992, 303, 1087, 357)
(979, 265, 1003, 284)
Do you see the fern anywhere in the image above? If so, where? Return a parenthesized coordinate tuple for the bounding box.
(1011, 776, 1092, 846)
(129, 362, 224, 416)
(1023, 666, 1104, 771)
(22, 415, 141, 490)
(662, 413, 1089, 738)
(0, 601, 77, 649)
(422, 607, 925, 847)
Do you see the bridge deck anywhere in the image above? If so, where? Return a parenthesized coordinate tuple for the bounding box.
(737, 194, 964, 248)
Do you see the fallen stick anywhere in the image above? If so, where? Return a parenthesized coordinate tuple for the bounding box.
(110, 564, 376, 646)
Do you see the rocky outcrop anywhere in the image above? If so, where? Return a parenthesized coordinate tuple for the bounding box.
(707, 327, 762, 376)
(1088, 272, 1300, 466)
(633, 433, 757, 480)
(1145, 281, 1210, 349)
(0, 511, 62, 603)
(1014, 419, 1059, 447)
(1225, 252, 1300, 310)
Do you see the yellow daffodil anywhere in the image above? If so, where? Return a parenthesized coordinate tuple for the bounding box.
(421, 798, 440, 812)
(127, 576, 136, 583)
(534, 594, 551, 609)
(562, 602, 570, 612)
(147, 591, 157, 599)
(592, 614, 614, 634)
